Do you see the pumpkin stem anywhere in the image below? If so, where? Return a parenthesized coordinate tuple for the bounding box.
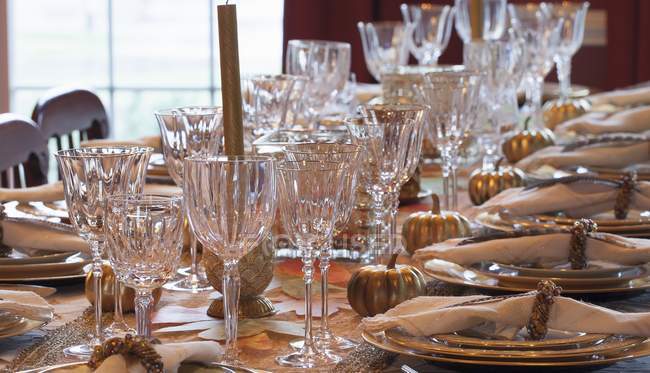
(431, 194, 441, 214)
(523, 116, 532, 131)
(387, 253, 399, 270)
(495, 157, 504, 172)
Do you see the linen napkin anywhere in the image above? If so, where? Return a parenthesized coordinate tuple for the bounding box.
(80, 135, 162, 152)
(0, 181, 181, 203)
(589, 86, 650, 107)
(0, 289, 53, 322)
(1, 218, 89, 254)
(516, 140, 650, 172)
(362, 294, 650, 338)
(469, 181, 650, 218)
(413, 233, 650, 267)
(555, 106, 650, 135)
(94, 341, 222, 373)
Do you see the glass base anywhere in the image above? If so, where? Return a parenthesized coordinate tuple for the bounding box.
(290, 334, 357, 352)
(163, 272, 212, 293)
(104, 320, 136, 338)
(63, 343, 95, 358)
(275, 348, 341, 368)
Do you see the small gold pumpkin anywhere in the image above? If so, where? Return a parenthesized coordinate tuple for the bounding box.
(468, 158, 525, 205)
(347, 253, 426, 317)
(502, 118, 555, 163)
(85, 263, 162, 313)
(543, 98, 590, 130)
(401, 194, 472, 255)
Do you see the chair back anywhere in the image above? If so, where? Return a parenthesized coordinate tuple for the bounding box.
(0, 113, 49, 188)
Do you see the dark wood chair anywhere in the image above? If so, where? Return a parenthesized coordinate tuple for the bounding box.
(31, 87, 110, 150)
(0, 113, 49, 188)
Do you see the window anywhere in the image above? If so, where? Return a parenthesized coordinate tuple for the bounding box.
(9, 0, 284, 139)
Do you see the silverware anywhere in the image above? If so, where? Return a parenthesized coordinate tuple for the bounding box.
(401, 364, 419, 373)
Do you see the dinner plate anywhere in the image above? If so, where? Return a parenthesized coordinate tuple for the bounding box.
(13, 201, 69, 221)
(497, 262, 640, 279)
(363, 331, 650, 367)
(0, 248, 73, 265)
(0, 272, 86, 284)
(384, 328, 643, 359)
(431, 329, 608, 350)
(470, 262, 648, 288)
(36, 361, 263, 372)
(0, 253, 86, 280)
(0, 311, 52, 341)
(533, 211, 650, 227)
(422, 259, 650, 294)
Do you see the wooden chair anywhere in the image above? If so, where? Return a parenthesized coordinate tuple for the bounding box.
(0, 113, 49, 188)
(31, 87, 110, 180)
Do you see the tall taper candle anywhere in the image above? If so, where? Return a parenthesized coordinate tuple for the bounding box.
(218, 2, 245, 156)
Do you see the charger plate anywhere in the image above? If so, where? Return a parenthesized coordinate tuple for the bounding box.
(36, 361, 264, 372)
(0, 248, 73, 265)
(496, 262, 639, 279)
(422, 259, 650, 294)
(0, 253, 86, 279)
(384, 328, 643, 359)
(363, 331, 650, 367)
(430, 329, 607, 350)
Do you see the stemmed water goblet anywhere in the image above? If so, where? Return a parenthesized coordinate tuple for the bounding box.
(285, 40, 351, 128)
(105, 194, 184, 339)
(283, 144, 362, 353)
(417, 70, 483, 211)
(55, 146, 152, 356)
(345, 105, 419, 262)
(357, 21, 411, 82)
(155, 106, 223, 293)
(185, 156, 276, 364)
(400, 3, 455, 66)
(543, 2, 590, 102)
(455, 0, 507, 43)
(275, 160, 351, 368)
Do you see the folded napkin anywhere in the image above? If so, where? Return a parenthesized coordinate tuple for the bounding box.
(81, 135, 162, 152)
(0, 181, 180, 203)
(555, 106, 650, 135)
(413, 233, 650, 267)
(0, 289, 53, 322)
(2, 218, 88, 253)
(362, 294, 650, 338)
(94, 341, 222, 373)
(470, 180, 650, 218)
(516, 141, 650, 172)
(589, 86, 650, 107)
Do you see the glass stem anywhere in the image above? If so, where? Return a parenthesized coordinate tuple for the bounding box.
(135, 288, 154, 339)
(90, 239, 104, 345)
(369, 193, 388, 263)
(222, 260, 240, 362)
(319, 243, 331, 338)
(389, 194, 400, 252)
(451, 163, 459, 211)
(299, 244, 319, 354)
(441, 154, 451, 211)
(556, 54, 572, 100)
(189, 231, 200, 284)
(530, 74, 544, 128)
(113, 277, 125, 325)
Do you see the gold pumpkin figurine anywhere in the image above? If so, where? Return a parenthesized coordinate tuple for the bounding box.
(85, 263, 162, 313)
(401, 194, 472, 255)
(468, 158, 525, 205)
(543, 98, 590, 131)
(502, 117, 555, 163)
(347, 253, 426, 317)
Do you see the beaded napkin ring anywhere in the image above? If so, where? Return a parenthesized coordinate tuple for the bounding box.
(615, 172, 637, 219)
(87, 334, 163, 373)
(526, 280, 562, 340)
(569, 218, 597, 269)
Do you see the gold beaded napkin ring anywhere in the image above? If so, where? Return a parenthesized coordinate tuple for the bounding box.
(615, 172, 637, 219)
(87, 334, 163, 373)
(526, 280, 562, 340)
(569, 218, 597, 269)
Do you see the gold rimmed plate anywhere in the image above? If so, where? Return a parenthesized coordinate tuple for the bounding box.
(0, 248, 74, 265)
(497, 262, 642, 279)
(0, 253, 86, 280)
(12, 201, 69, 221)
(384, 328, 643, 359)
(363, 331, 650, 367)
(0, 311, 52, 341)
(431, 329, 608, 350)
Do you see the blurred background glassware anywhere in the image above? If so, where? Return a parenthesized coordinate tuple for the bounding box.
(400, 3, 455, 66)
(283, 144, 362, 353)
(357, 21, 411, 82)
(275, 160, 349, 368)
(455, 0, 507, 43)
(345, 105, 417, 263)
(241, 74, 308, 142)
(185, 155, 276, 364)
(417, 70, 483, 211)
(155, 106, 223, 293)
(285, 40, 351, 128)
(509, 2, 563, 128)
(464, 38, 525, 170)
(55, 146, 152, 357)
(106, 194, 184, 340)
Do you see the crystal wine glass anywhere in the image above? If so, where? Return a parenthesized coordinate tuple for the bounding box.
(543, 2, 590, 101)
(455, 0, 507, 43)
(285, 40, 351, 128)
(418, 70, 483, 211)
(155, 106, 223, 293)
(345, 105, 418, 262)
(185, 155, 276, 364)
(283, 144, 362, 353)
(357, 21, 411, 82)
(275, 160, 350, 368)
(55, 146, 152, 356)
(105, 194, 184, 339)
(400, 3, 455, 66)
